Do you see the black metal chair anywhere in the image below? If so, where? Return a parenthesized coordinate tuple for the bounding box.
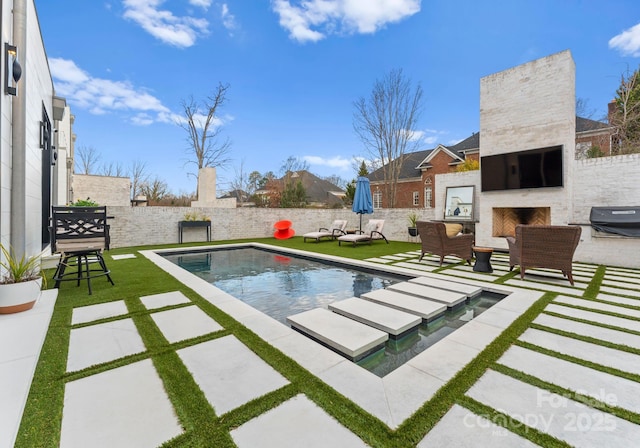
(50, 206, 114, 294)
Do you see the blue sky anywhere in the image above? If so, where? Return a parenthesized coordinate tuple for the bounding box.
(37, 0, 640, 195)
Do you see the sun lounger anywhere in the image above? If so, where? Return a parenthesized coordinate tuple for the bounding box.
(337, 219, 388, 246)
(303, 219, 348, 242)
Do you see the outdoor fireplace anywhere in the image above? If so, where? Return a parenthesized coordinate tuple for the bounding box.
(492, 207, 551, 237)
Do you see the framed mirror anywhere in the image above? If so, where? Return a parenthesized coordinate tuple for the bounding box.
(444, 186, 475, 221)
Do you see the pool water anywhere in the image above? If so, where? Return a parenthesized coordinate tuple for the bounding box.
(163, 246, 505, 377)
(162, 247, 403, 324)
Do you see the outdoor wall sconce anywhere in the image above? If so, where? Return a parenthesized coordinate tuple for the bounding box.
(5, 43, 22, 96)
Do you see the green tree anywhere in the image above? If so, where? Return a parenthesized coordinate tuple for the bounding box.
(357, 160, 369, 177)
(280, 180, 306, 208)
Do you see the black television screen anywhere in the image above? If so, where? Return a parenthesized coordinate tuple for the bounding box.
(481, 145, 563, 192)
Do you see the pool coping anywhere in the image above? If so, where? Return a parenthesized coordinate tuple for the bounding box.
(141, 243, 543, 429)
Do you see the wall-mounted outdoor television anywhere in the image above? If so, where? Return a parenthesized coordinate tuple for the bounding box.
(481, 145, 563, 192)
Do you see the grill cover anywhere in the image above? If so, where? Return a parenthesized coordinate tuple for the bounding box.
(590, 207, 640, 237)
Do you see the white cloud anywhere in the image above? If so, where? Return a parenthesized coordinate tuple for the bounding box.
(272, 0, 420, 43)
(189, 0, 212, 9)
(122, 0, 209, 48)
(221, 3, 237, 33)
(50, 57, 171, 125)
(304, 155, 352, 169)
(609, 22, 640, 57)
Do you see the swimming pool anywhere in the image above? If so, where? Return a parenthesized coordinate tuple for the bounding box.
(162, 246, 405, 324)
(162, 246, 505, 377)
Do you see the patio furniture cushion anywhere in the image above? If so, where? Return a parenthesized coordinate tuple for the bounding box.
(337, 219, 388, 246)
(445, 223, 463, 237)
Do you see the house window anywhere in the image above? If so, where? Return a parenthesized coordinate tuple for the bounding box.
(373, 190, 382, 209)
(424, 177, 433, 208)
(413, 191, 419, 206)
(425, 186, 432, 208)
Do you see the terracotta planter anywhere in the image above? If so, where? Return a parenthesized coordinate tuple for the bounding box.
(0, 278, 42, 314)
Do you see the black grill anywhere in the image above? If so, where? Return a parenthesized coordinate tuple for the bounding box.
(590, 207, 640, 237)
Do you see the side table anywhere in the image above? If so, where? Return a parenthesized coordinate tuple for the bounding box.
(472, 246, 493, 273)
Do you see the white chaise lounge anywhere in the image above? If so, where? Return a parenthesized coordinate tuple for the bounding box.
(337, 219, 388, 246)
(303, 219, 348, 242)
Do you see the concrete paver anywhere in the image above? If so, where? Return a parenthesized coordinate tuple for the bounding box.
(519, 328, 640, 376)
(499, 345, 640, 413)
(418, 404, 539, 447)
(388, 281, 467, 307)
(533, 313, 640, 350)
(67, 318, 146, 372)
(544, 303, 640, 333)
(71, 300, 128, 325)
(329, 297, 421, 336)
(230, 394, 369, 448)
(287, 308, 388, 359)
(60, 359, 183, 448)
(554, 295, 640, 318)
(150, 305, 223, 343)
(467, 370, 640, 447)
(361, 289, 446, 320)
(140, 290, 191, 309)
(177, 335, 289, 415)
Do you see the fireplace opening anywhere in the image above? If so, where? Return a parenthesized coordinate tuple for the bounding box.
(492, 207, 551, 237)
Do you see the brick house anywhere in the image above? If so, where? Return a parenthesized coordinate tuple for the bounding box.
(369, 116, 612, 209)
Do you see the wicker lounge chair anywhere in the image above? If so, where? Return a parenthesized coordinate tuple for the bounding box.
(303, 219, 348, 242)
(416, 221, 474, 265)
(337, 219, 388, 246)
(506, 224, 581, 286)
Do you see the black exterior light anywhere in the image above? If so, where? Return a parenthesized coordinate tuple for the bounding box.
(5, 43, 22, 96)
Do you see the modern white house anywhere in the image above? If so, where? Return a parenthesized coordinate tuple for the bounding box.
(1, 0, 69, 261)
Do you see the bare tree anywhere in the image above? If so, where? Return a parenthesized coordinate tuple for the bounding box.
(353, 69, 424, 208)
(140, 176, 169, 204)
(178, 82, 232, 177)
(75, 145, 101, 174)
(610, 66, 640, 155)
(129, 160, 149, 199)
(100, 161, 126, 177)
(322, 174, 347, 189)
(280, 156, 309, 175)
(229, 159, 249, 205)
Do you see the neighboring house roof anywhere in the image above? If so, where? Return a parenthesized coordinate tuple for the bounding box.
(277, 170, 346, 205)
(369, 132, 479, 183)
(576, 116, 612, 133)
(219, 189, 248, 200)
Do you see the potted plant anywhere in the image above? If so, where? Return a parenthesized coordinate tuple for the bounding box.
(408, 211, 419, 237)
(0, 244, 43, 314)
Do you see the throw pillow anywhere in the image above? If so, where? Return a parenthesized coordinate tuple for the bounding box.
(445, 223, 463, 237)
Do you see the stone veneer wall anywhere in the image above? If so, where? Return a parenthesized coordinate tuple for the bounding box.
(106, 206, 436, 248)
(72, 174, 131, 206)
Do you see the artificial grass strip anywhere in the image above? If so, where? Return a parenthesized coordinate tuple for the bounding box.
(549, 301, 640, 323)
(458, 395, 571, 447)
(529, 323, 640, 356)
(390, 292, 558, 446)
(541, 310, 640, 337)
(514, 340, 640, 385)
(582, 265, 605, 298)
(493, 363, 640, 426)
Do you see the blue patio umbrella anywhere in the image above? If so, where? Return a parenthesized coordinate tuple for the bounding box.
(352, 176, 374, 232)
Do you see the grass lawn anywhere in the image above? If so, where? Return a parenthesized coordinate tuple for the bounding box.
(15, 236, 634, 447)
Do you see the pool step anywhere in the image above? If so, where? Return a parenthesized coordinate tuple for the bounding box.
(388, 281, 467, 308)
(361, 289, 447, 321)
(329, 297, 422, 337)
(408, 277, 482, 298)
(286, 308, 388, 361)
